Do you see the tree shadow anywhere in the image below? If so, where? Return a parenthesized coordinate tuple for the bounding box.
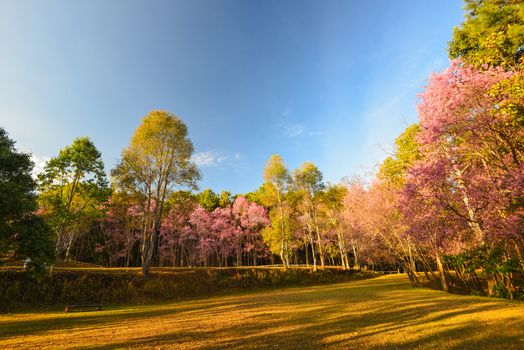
(2, 275, 523, 349)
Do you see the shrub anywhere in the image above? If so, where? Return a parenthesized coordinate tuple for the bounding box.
(0, 267, 372, 311)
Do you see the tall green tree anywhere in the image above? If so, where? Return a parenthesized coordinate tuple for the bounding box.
(219, 190, 232, 208)
(293, 162, 325, 270)
(449, 0, 524, 68)
(321, 184, 350, 269)
(112, 110, 200, 277)
(377, 123, 421, 187)
(38, 137, 109, 260)
(198, 189, 220, 211)
(261, 155, 292, 267)
(0, 127, 53, 266)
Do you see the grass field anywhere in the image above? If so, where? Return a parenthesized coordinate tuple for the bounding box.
(1, 274, 523, 350)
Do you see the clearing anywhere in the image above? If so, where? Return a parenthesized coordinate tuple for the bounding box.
(1, 274, 523, 349)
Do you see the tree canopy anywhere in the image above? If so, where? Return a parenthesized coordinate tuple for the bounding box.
(112, 110, 200, 276)
(38, 137, 109, 260)
(449, 0, 524, 68)
(0, 128, 53, 266)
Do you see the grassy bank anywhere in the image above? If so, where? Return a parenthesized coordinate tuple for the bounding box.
(0, 266, 371, 311)
(0, 274, 523, 349)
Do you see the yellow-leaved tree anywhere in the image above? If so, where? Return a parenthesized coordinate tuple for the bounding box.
(112, 110, 200, 277)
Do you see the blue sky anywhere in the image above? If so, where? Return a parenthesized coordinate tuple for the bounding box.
(0, 0, 464, 194)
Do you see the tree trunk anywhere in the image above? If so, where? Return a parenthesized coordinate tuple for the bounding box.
(310, 237, 317, 272)
(314, 223, 325, 269)
(142, 223, 159, 278)
(280, 240, 286, 268)
(65, 244, 72, 261)
(352, 245, 359, 269)
(237, 243, 242, 266)
(404, 261, 419, 287)
(305, 243, 309, 267)
(436, 253, 448, 292)
(336, 231, 347, 270)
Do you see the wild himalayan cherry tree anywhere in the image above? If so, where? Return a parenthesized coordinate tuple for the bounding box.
(343, 180, 421, 286)
(403, 60, 523, 293)
(101, 195, 143, 267)
(158, 196, 269, 267)
(232, 196, 270, 266)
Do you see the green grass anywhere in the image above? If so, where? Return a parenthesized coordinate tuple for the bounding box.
(1, 274, 523, 349)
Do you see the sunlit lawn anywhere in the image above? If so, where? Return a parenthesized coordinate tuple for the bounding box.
(1, 274, 523, 349)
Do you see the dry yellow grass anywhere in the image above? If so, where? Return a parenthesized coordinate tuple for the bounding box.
(1, 274, 523, 349)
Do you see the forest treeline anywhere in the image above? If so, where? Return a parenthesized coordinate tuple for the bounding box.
(0, 0, 523, 298)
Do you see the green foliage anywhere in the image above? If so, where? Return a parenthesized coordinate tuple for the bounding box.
(322, 184, 347, 210)
(0, 128, 37, 258)
(111, 110, 200, 198)
(260, 155, 294, 265)
(444, 244, 523, 298)
(14, 216, 55, 273)
(254, 182, 278, 208)
(263, 154, 291, 194)
(449, 0, 524, 68)
(219, 190, 232, 208)
(197, 189, 220, 211)
(293, 162, 324, 196)
(377, 123, 421, 187)
(476, 245, 520, 276)
(0, 129, 36, 226)
(243, 185, 266, 206)
(262, 208, 293, 256)
(38, 137, 109, 260)
(489, 70, 524, 133)
(111, 110, 201, 276)
(0, 128, 54, 268)
(166, 190, 197, 210)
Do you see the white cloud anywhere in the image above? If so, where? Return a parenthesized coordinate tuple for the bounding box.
(281, 123, 322, 139)
(30, 154, 50, 178)
(286, 123, 305, 137)
(192, 151, 228, 168)
(277, 104, 321, 139)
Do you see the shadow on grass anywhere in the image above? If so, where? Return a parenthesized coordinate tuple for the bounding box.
(2, 275, 523, 349)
